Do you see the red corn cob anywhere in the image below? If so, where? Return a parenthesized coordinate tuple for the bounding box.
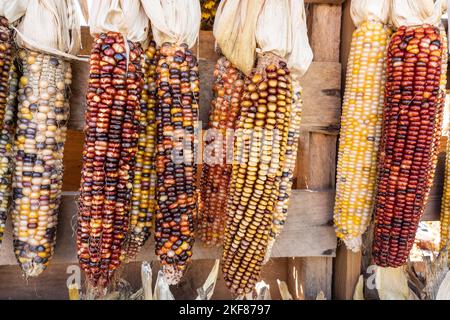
(199, 57, 244, 247)
(372, 25, 444, 267)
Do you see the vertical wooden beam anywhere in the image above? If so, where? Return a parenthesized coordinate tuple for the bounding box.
(287, 257, 333, 300)
(333, 244, 362, 299)
(287, 2, 343, 300)
(309, 4, 342, 62)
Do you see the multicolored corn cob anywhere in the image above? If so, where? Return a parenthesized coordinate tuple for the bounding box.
(154, 43, 199, 284)
(199, 57, 244, 247)
(125, 41, 159, 261)
(12, 49, 72, 276)
(77, 32, 143, 287)
(265, 80, 302, 260)
(222, 54, 292, 296)
(373, 25, 444, 268)
(0, 17, 17, 245)
(334, 21, 391, 251)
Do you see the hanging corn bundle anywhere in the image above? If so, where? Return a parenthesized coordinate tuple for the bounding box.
(198, 57, 245, 247)
(333, 0, 391, 252)
(125, 40, 159, 261)
(220, 0, 312, 296)
(142, 0, 201, 285)
(77, 0, 148, 288)
(0, 15, 17, 245)
(372, 0, 446, 268)
(4, 0, 81, 277)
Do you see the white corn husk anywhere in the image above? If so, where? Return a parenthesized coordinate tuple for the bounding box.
(3, 0, 81, 58)
(89, 0, 149, 44)
(256, 0, 312, 79)
(214, 0, 265, 76)
(287, 0, 313, 78)
(391, 0, 444, 27)
(351, 0, 390, 27)
(141, 0, 200, 49)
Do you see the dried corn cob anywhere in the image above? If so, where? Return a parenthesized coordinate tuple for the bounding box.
(373, 25, 444, 268)
(199, 57, 244, 247)
(154, 43, 199, 284)
(437, 29, 450, 251)
(125, 41, 159, 261)
(0, 17, 17, 244)
(222, 53, 292, 296)
(265, 80, 302, 255)
(334, 21, 391, 251)
(77, 32, 143, 287)
(12, 49, 72, 276)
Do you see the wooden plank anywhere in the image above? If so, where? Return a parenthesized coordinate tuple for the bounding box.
(333, 244, 361, 300)
(287, 257, 333, 300)
(300, 62, 342, 132)
(0, 259, 289, 300)
(309, 4, 342, 62)
(308, 133, 337, 190)
(62, 130, 83, 191)
(0, 190, 337, 266)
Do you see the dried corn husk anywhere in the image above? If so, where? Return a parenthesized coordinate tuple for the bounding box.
(391, 0, 443, 27)
(214, 0, 264, 75)
(141, 0, 201, 48)
(351, 0, 390, 27)
(256, 0, 312, 78)
(3, 0, 81, 58)
(89, 0, 149, 44)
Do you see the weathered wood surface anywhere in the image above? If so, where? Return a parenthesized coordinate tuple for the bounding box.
(0, 190, 337, 266)
(309, 4, 342, 62)
(0, 259, 289, 300)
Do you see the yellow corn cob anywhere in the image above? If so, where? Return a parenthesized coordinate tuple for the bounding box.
(0, 17, 17, 244)
(222, 54, 292, 296)
(125, 41, 158, 261)
(438, 28, 450, 251)
(333, 20, 391, 251)
(264, 80, 303, 261)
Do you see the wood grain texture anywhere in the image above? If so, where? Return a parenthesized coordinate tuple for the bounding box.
(333, 244, 362, 300)
(287, 257, 333, 300)
(0, 259, 289, 300)
(309, 4, 342, 62)
(0, 190, 337, 266)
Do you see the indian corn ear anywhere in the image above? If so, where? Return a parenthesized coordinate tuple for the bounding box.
(222, 54, 292, 296)
(334, 21, 391, 252)
(265, 80, 302, 261)
(373, 25, 444, 268)
(77, 32, 143, 287)
(0, 17, 17, 245)
(12, 49, 72, 277)
(125, 41, 159, 261)
(199, 57, 244, 247)
(438, 29, 450, 251)
(154, 43, 199, 285)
